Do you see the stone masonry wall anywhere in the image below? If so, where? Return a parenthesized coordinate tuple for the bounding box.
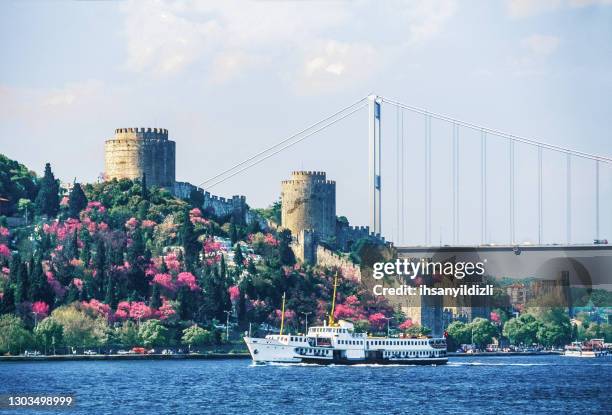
(281, 171, 336, 242)
(105, 128, 175, 188)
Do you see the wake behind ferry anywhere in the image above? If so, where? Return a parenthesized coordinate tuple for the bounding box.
(244, 275, 447, 365)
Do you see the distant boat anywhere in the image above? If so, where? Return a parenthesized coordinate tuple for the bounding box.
(564, 339, 609, 358)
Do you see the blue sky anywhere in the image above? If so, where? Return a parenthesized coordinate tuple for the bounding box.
(1, 0, 611, 245)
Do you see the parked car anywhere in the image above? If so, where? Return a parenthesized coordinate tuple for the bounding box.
(117, 350, 130, 355)
(84, 350, 97, 355)
(162, 349, 174, 355)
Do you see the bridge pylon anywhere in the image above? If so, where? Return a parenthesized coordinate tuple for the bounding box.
(368, 95, 382, 235)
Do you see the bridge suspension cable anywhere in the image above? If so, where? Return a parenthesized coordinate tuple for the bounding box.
(198, 98, 367, 190)
(197, 97, 368, 190)
(381, 97, 612, 164)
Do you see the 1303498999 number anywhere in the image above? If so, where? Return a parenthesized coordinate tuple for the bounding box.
(0, 394, 75, 408)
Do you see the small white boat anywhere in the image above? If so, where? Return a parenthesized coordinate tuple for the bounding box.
(564, 339, 610, 358)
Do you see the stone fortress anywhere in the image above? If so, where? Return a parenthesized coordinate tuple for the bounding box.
(104, 128, 259, 225)
(105, 128, 176, 188)
(281, 171, 336, 241)
(103, 129, 386, 262)
(280, 170, 387, 264)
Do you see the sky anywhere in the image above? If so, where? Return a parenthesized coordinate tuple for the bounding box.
(0, 0, 611, 246)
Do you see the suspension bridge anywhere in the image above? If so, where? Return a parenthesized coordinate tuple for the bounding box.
(198, 94, 611, 249)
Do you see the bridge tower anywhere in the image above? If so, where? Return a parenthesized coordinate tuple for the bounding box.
(368, 95, 382, 235)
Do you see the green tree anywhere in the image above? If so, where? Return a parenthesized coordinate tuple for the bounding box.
(229, 222, 238, 245)
(141, 174, 149, 201)
(536, 308, 571, 347)
(115, 321, 140, 348)
(469, 318, 497, 348)
(138, 319, 168, 347)
(17, 198, 33, 223)
(181, 208, 198, 272)
(34, 317, 64, 355)
(503, 313, 540, 346)
(446, 321, 471, 349)
(28, 255, 53, 304)
(0, 314, 34, 355)
(278, 229, 295, 266)
(150, 284, 161, 310)
(0, 154, 39, 216)
(104, 275, 114, 307)
(15, 261, 29, 304)
(34, 163, 60, 217)
(68, 183, 88, 218)
(233, 243, 244, 268)
(0, 285, 16, 314)
(182, 325, 212, 350)
(51, 304, 108, 349)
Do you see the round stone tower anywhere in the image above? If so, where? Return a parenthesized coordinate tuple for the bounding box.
(104, 128, 176, 188)
(281, 171, 336, 241)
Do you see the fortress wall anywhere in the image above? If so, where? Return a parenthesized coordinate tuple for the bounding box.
(173, 181, 266, 228)
(315, 244, 361, 282)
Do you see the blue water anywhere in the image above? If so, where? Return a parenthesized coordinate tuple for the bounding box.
(0, 355, 610, 414)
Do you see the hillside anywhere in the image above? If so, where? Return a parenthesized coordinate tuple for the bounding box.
(0, 155, 395, 354)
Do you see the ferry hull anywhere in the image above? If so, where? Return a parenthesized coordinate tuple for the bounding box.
(299, 357, 448, 366)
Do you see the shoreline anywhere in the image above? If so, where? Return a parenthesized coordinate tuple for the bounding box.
(0, 353, 251, 362)
(0, 351, 562, 362)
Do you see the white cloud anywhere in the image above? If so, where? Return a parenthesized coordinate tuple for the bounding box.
(296, 41, 378, 94)
(0, 80, 104, 121)
(506, 0, 612, 17)
(399, 0, 458, 44)
(511, 34, 561, 76)
(42, 80, 104, 107)
(522, 34, 560, 56)
(119, 0, 457, 92)
(507, 0, 563, 18)
(121, 1, 221, 76)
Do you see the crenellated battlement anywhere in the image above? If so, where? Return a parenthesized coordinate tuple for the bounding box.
(112, 127, 169, 140)
(291, 170, 326, 178)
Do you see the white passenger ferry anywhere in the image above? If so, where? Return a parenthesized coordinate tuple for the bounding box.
(244, 277, 447, 365)
(244, 319, 448, 365)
